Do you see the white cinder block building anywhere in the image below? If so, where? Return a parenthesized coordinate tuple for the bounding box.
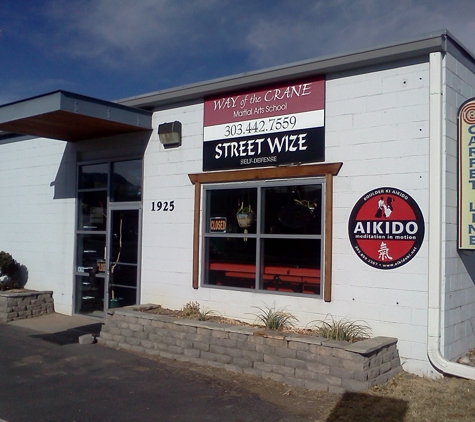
(1, 30, 475, 379)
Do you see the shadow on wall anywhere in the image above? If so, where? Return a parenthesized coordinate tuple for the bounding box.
(325, 392, 408, 422)
(50, 141, 77, 200)
(18, 265, 29, 288)
(50, 131, 151, 200)
(459, 250, 475, 286)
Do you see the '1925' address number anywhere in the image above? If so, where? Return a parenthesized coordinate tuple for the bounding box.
(151, 201, 175, 211)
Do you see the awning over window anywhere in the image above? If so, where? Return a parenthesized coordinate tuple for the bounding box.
(0, 90, 152, 142)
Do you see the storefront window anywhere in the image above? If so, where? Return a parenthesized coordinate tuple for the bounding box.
(78, 163, 108, 189)
(112, 160, 142, 202)
(78, 191, 107, 231)
(76, 159, 142, 316)
(203, 180, 323, 296)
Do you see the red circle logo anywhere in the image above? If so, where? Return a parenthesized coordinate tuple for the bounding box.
(348, 188, 425, 269)
(462, 103, 475, 125)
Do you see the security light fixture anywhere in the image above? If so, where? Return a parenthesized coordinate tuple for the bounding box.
(158, 121, 182, 147)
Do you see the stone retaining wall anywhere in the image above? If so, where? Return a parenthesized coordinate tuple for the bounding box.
(0, 291, 54, 322)
(99, 307, 402, 393)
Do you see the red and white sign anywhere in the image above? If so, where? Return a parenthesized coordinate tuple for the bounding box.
(203, 77, 325, 171)
(348, 187, 425, 269)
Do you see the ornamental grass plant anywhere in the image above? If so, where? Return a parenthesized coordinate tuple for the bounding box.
(252, 302, 298, 331)
(311, 315, 372, 342)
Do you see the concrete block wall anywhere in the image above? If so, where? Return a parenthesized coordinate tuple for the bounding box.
(0, 137, 75, 314)
(140, 104, 203, 309)
(0, 291, 54, 322)
(99, 308, 402, 393)
(325, 60, 431, 375)
(443, 53, 475, 360)
(140, 60, 433, 376)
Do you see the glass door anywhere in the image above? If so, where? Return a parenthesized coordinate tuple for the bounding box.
(75, 159, 143, 317)
(107, 207, 141, 309)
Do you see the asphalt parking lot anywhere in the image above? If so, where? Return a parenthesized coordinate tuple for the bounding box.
(0, 314, 307, 422)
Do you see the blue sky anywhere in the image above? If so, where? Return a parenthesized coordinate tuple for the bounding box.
(1, 0, 474, 105)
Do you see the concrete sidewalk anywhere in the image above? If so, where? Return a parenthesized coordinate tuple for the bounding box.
(0, 313, 306, 422)
(7, 312, 100, 333)
(8, 312, 102, 333)
(6, 312, 103, 346)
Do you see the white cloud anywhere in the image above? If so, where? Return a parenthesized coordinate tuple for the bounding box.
(34, 0, 475, 75)
(243, 0, 475, 68)
(41, 0, 229, 67)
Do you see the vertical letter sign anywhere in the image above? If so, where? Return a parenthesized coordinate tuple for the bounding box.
(458, 98, 475, 249)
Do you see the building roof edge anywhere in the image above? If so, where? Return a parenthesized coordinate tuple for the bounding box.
(118, 29, 469, 110)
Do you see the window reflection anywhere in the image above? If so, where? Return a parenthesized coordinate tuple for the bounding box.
(112, 160, 142, 202)
(78, 191, 107, 231)
(263, 185, 322, 235)
(76, 234, 106, 272)
(78, 163, 108, 189)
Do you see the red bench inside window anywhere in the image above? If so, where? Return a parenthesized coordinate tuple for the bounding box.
(209, 262, 320, 294)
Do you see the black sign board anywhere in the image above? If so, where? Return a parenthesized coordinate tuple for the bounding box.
(203, 127, 324, 171)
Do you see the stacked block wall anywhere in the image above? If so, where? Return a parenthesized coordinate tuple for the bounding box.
(99, 309, 402, 393)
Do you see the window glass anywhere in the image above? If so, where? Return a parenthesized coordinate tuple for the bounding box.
(203, 181, 323, 296)
(262, 239, 321, 295)
(263, 185, 322, 235)
(78, 191, 107, 231)
(110, 210, 139, 264)
(206, 238, 256, 289)
(207, 188, 257, 234)
(109, 265, 137, 287)
(112, 160, 142, 202)
(75, 275, 105, 314)
(108, 286, 137, 308)
(76, 234, 106, 273)
(78, 163, 108, 189)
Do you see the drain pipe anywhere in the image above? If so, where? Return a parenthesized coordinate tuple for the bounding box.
(427, 51, 475, 379)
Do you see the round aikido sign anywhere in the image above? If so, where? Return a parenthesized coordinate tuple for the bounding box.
(348, 187, 425, 269)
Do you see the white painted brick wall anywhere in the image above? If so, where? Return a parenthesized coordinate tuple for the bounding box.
(321, 61, 430, 374)
(138, 60, 435, 375)
(140, 104, 202, 310)
(0, 137, 75, 314)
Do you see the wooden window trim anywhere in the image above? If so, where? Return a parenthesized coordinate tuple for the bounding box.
(188, 162, 342, 302)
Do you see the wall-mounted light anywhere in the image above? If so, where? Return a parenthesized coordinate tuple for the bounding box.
(158, 121, 182, 147)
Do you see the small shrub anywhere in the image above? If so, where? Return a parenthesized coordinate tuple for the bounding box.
(252, 303, 298, 330)
(179, 301, 215, 321)
(0, 252, 19, 277)
(0, 251, 21, 291)
(311, 315, 371, 342)
(179, 301, 201, 318)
